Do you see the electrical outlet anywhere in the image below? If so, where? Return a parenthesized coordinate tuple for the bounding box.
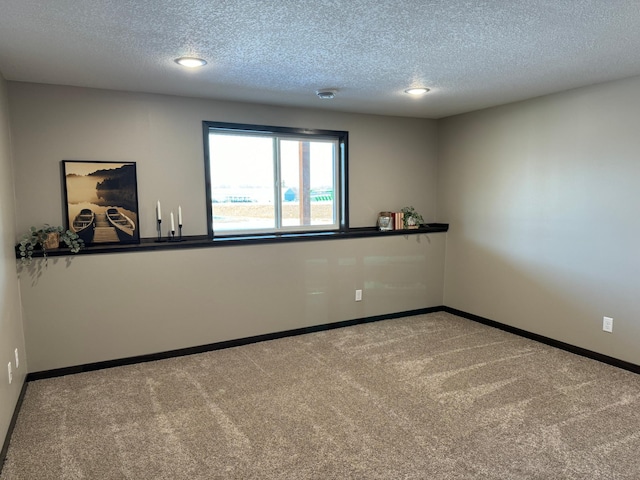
(355, 289, 362, 302)
(15, 348, 19, 369)
(603, 316, 613, 333)
(7, 362, 12, 384)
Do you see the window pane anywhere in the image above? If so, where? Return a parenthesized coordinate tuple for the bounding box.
(204, 121, 346, 237)
(280, 139, 336, 227)
(209, 134, 275, 232)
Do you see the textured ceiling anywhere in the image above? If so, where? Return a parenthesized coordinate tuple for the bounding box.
(1, 0, 639, 118)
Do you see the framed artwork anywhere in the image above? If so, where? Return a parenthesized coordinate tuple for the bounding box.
(62, 160, 140, 245)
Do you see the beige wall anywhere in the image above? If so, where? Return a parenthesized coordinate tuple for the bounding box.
(8, 83, 444, 372)
(20, 234, 445, 372)
(8, 83, 438, 234)
(14, 73, 640, 377)
(0, 75, 26, 448)
(438, 75, 640, 365)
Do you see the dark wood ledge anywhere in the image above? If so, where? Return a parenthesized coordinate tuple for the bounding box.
(17, 223, 449, 259)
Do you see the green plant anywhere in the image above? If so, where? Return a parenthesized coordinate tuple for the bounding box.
(401, 206, 424, 228)
(17, 224, 84, 265)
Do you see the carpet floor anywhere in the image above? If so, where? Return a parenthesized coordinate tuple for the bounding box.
(2, 312, 640, 479)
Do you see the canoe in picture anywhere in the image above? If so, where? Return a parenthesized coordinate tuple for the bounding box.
(106, 207, 135, 241)
(72, 208, 95, 243)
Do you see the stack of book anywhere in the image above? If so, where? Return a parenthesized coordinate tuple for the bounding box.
(393, 212, 405, 230)
(378, 211, 408, 230)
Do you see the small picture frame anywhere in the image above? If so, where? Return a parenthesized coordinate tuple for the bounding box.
(62, 160, 140, 245)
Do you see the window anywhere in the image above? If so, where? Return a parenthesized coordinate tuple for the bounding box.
(203, 122, 348, 236)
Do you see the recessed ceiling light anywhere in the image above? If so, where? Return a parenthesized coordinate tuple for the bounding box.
(404, 87, 430, 95)
(316, 89, 337, 99)
(174, 57, 207, 68)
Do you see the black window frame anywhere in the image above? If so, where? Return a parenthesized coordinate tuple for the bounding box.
(203, 121, 349, 239)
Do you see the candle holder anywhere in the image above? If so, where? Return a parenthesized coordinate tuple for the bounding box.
(168, 228, 182, 242)
(155, 219, 166, 242)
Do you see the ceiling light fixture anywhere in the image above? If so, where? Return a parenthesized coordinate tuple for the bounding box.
(174, 57, 207, 68)
(404, 87, 430, 95)
(316, 89, 337, 99)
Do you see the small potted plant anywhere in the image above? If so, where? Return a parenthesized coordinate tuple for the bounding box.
(17, 225, 84, 265)
(401, 206, 424, 229)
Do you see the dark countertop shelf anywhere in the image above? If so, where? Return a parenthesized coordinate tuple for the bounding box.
(17, 223, 449, 259)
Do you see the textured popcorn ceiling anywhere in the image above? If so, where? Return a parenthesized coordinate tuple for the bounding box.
(1, 0, 639, 118)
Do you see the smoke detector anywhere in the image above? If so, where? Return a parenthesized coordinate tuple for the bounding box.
(316, 89, 337, 99)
